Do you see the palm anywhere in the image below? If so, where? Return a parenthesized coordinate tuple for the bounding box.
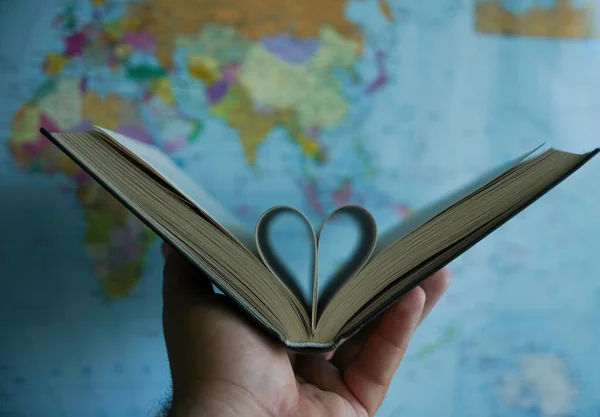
(162, 246, 449, 417)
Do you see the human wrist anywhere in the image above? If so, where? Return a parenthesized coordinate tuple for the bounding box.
(167, 397, 241, 417)
(167, 383, 271, 417)
(168, 398, 266, 417)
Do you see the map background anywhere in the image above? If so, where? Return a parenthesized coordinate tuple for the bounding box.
(1, 0, 600, 416)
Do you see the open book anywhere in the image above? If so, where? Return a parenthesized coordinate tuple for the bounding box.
(41, 127, 598, 352)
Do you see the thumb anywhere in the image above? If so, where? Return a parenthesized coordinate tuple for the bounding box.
(161, 242, 220, 395)
(162, 242, 214, 311)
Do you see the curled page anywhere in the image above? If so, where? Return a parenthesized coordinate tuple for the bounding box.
(255, 205, 377, 332)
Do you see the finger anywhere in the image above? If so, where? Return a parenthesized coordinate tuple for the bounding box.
(162, 249, 214, 310)
(342, 287, 425, 416)
(419, 268, 451, 323)
(331, 268, 450, 370)
(294, 354, 365, 415)
(321, 350, 335, 361)
(295, 354, 345, 392)
(330, 336, 362, 370)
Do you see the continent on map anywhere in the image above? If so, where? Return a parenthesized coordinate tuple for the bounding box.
(176, 25, 254, 67)
(9, 78, 155, 298)
(38, 78, 82, 131)
(239, 41, 349, 128)
(82, 91, 123, 130)
(210, 82, 295, 164)
(475, 0, 599, 38)
(7, 0, 373, 297)
(48, 11, 156, 72)
(84, 92, 154, 145)
(176, 23, 360, 164)
(78, 183, 155, 297)
(148, 77, 175, 106)
(43, 52, 69, 76)
(126, 0, 363, 69)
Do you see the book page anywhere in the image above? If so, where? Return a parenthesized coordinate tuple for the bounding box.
(313, 148, 597, 343)
(94, 126, 256, 250)
(373, 144, 545, 255)
(254, 204, 377, 329)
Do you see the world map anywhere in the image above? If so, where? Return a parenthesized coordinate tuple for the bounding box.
(1, 0, 600, 416)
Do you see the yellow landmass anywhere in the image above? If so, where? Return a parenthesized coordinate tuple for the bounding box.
(104, 20, 124, 39)
(313, 25, 361, 70)
(114, 43, 132, 60)
(44, 52, 68, 76)
(121, 15, 142, 31)
(475, 0, 598, 38)
(79, 183, 155, 299)
(210, 85, 242, 119)
(10, 90, 136, 175)
(11, 103, 41, 145)
(294, 77, 348, 128)
(100, 263, 142, 298)
(296, 135, 321, 157)
(218, 84, 283, 163)
(379, 0, 394, 21)
(38, 78, 82, 130)
(8, 47, 151, 301)
(77, 181, 130, 221)
(149, 77, 175, 105)
(125, 0, 363, 68)
(240, 44, 307, 108)
(240, 42, 349, 129)
(8, 116, 79, 176)
(186, 54, 221, 84)
(82, 91, 129, 130)
(211, 82, 326, 163)
(55, 153, 82, 176)
(9, 100, 80, 174)
(176, 25, 253, 66)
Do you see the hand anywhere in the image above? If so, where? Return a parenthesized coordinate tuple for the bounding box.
(161, 242, 450, 417)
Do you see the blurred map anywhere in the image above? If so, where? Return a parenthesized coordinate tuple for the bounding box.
(1, 0, 599, 416)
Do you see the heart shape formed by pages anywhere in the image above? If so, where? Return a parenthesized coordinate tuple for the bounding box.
(255, 205, 378, 330)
